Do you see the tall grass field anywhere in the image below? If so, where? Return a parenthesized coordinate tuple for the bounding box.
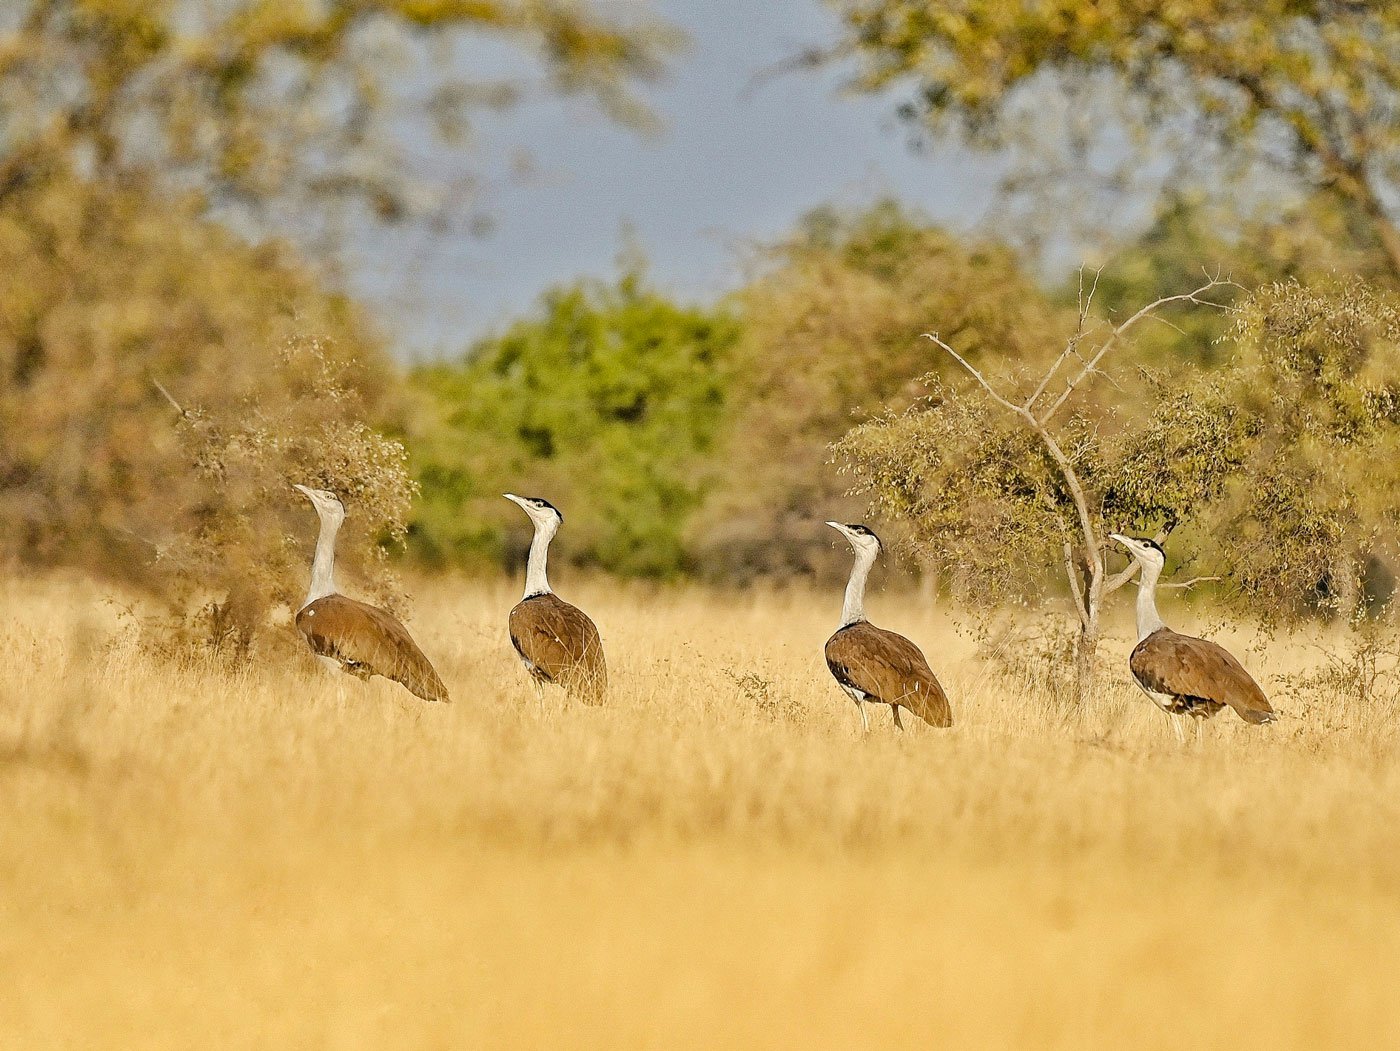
(2, 573, 1398, 1048)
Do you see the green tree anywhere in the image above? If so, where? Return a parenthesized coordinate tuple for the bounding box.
(409, 271, 740, 578)
(838, 270, 1400, 702)
(695, 199, 1072, 581)
(822, 1, 1400, 277)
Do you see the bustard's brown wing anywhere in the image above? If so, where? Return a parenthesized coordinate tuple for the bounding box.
(296, 595, 450, 703)
(508, 593, 607, 702)
(824, 621, 952, 728)
(1129, 628, 1274, 724)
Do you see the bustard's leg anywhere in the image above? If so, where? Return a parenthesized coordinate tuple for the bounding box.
(1170, 716, 1185, 744)
(857, 699, 869, 734)
(892, 706, 905, 732)
(531, 678, 547, 715)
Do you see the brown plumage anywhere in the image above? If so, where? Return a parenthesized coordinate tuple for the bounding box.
(508, 592, 607, 703)
(1129, 627, 1274, 725)
(825, 621, 953, 729)
(297, 594, 450, 703)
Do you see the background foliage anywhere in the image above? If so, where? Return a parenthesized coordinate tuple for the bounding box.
(693, 200, 1071, 582)
(0, 0, 678, 240)
(409, 270, 740, 579)
(822, 0, 1400, 276)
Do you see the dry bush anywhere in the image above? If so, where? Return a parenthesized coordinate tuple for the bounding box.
(724, 667, 805, 723)
(1279, 621, 1400, 734)
(976, 615, 1088, 714)
(0, 174, 411, 654)
(153, 337, 417, 658)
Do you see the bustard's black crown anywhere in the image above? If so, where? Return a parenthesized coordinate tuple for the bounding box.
(526, 496, 562, 521)
(845, 523, 882, 548)
(1137, 537, 1164, 556)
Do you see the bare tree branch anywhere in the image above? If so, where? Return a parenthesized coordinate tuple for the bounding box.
(925, 330, 1105, 593)
(1160, 575, 1222, 590)
(921, 333, 1022, 415)
(1063, 538, 1089, 629)
(152, 379, 191, 421)
(1025, 265, 1101, 411)
(1103, 561, 1142, 596)
(1037, 276, 1239, 426)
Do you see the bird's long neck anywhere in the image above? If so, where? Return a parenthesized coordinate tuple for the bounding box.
(1135, 561, 1166, 641)
(840, 546, 876, 627)
(305, 511, 339, 607)
(524, 522, 554, 599)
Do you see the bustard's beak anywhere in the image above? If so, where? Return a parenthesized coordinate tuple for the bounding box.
(293, 483, 313, 500)
(1108, 532, 1132, 549)
(504, 493, 526, 508)
(825, 521, 845, 533)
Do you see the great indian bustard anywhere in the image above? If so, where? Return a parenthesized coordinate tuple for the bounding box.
(292, 484, 449, 703)
(823, 522, 952, 732)
(1110, 534, 1274, 739)
(504, 494, 607, 703)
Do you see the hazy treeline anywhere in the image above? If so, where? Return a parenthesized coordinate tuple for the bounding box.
(408, 193, 1400, 600)
(2, 173, 1398, 603)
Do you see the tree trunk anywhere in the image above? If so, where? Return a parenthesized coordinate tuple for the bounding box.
(1330, 170, 1400, 283)
(1074, 617, 1099, 707)
(1332, 550, 1360, 622)
(1361, 200, 1400, 282)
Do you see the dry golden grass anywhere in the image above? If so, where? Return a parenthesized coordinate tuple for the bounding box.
(2, 572, 1399, 1048)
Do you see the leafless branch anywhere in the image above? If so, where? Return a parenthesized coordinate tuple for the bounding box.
(1037, 276, 1240, 427)
(1063, 538, 1089, 628)
(742, 44, 843, 99)
(925, 330, 1105, 589)
(921, 333, 1022, 415)
(1161, 575, 1222, 591)
(152, 378, 190, 420)
(1144, 314, 1188, 340)
(1025, 265, 1102, 411)
(1104, 561, 1142, 595)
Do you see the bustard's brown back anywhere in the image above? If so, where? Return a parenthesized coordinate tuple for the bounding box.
(508, 592, 607, 702)
(1130, 628, 1274, 724)
(825, 621, 952, 728)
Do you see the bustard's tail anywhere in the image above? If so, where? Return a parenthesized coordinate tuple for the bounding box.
(906, 682, 953, 729)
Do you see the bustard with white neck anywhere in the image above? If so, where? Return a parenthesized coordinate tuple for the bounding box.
(504, 494, 607, 703)
(823, 521, 952, 732)
(1110, 534, 1274, 735)
(293, 484, 449, 703)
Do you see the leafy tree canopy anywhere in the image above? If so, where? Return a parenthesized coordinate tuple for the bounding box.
(1077, 190, 1394, 368)
(409, 270, 740, 578)
(0, 0, 679, 239)
(836, 274, 1400, 703)
(822, 1, 1400, 277)
(1166, 277, 1400, 621)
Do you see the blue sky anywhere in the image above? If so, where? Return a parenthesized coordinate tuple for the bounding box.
(347, 0, 1008, 359)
